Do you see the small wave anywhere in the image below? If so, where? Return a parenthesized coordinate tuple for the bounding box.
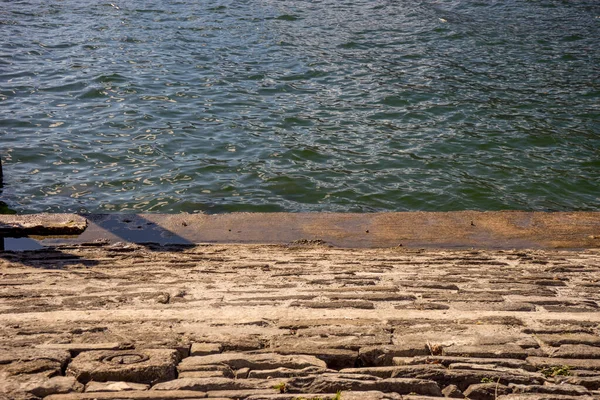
(275, 14, 299, 21)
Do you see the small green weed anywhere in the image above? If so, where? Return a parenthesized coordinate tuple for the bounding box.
(293, 391, 342, 400)
(540, 365, 571, 377)
(273, 382, 287, 393)
(480, 377, 494, 383)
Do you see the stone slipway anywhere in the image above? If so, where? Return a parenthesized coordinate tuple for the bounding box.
(12, 211, 600, 249)
(0, 212, 600, 399)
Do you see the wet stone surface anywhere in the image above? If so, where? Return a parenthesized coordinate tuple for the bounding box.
(0, 243, 599, 399)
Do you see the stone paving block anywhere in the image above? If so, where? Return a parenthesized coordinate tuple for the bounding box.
(295, 324, 390, 337)
(66, 349, 179, 384)
(463, 382, 511, 400)
(443, 344, 529, 359)
(510, 383, 590, 396)
(359, 345, 430, 366)
(496, 395, 595, 400)
(544, 306, 600, 313)
(235, 367, 250, 379)
(19, 376, 84, 398)
(339, 366, 407, 378)
(179, 370, 232, 379)
(448, 362, 535, 375)
(2, 358, 62, 377)
(277, 318, 380, 329)
(285, 375, 442, 396)
(0, 348, 71, 368)
(393, 356, 537, 371)
(45, 391, 210, 399)
(244, 393, 403, 400)
(389, 367, 544, 391)
(325, 293, 417, 301)
(190, 343, 223, 356)
(442, 384, 464, 398)
(37, 342, 133, 353)
(527, 357, 600, 371)
(537, 334, 600, 347)
(268, 347, 357, 369)
(248, 366, 332, 379)
(207, 389, 281, 398)
(271, 335, 391, 351)
(452, 302, 536, 312)
(550, 344, 600, 359)
(85, 381, 150, 392)
(178, 364, 234, 379)
(178, 353, 326, 372)
(556, 376, 600, 390)
(290, 300, 375, 309)
(395, 302, 450, 310)
(151, 377, 281, 392)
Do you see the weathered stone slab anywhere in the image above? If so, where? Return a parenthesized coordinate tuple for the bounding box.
(177, 364, 234, 379)
(2, 358, 62, 377)
(537, 334, 600, 347)
(555, 376, 600, 390)
(443, 344, 529, 359)
(67, 349, 179, 384)
(268, 347, 357, 369)
(44, 391, 210, 399)
(295, 324, 389, 338)
(0, 213, 87, 235)
(179, 369, 232, 379)
(448, 362, 535, 375)
(207, 389, 281, 398)
(151, 377, 280, 391)
(325, 293, 417, 301)
(38, 342, 133, 353)
(19, 376, 84, 398)
(550, 345, 600, 359)
(190, 342, 222, 356)
(340, 365, 444, 379)
(248, 366, 332, 379)
(510, 383, 590, 396)
(85, 381, 150, 392)
(452, 302, 536, 312)
(285, 375, 442, 396)
(442, 384, 464, 398)
(464, 382, 511, 400)
(359, 345, 430, 366)
(527, 357, 600, 371)
(277, 319, 380, 329)
(395, 302, 451, 310)
(393, 356, 536, 371)
(0, 348, 71, 368)
(245, 392, 403, 400)
(271, 335, 391, 351)
(496, 395, 594, 400)
(290, 300, 375, 309)
(178, 353, 326, 372)
(389, 366, 544, 391)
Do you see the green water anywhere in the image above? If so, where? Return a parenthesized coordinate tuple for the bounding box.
(1, 0, 599, 213)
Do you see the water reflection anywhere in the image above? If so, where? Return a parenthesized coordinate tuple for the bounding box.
(1, 0, 599, 212)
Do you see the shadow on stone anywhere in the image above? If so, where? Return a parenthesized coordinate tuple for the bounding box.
(0, 243, 99, 269)
(80, 214, 195, 252)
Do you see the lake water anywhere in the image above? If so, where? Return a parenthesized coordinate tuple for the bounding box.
(1, 0, 599, 213)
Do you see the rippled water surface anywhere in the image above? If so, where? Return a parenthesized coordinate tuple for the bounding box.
(1, 0, 599, 213)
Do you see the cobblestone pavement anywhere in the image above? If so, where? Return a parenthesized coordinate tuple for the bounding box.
(1, 243, 600, 400)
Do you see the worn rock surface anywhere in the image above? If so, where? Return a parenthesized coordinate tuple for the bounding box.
(66, 349, 179, 384)
(1, 242, 600, 399)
